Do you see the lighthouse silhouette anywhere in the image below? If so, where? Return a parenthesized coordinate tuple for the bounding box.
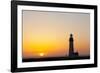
(69, 34, 79, 57)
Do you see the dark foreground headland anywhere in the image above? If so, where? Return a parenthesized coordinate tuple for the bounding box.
(22, 56, 90, 62)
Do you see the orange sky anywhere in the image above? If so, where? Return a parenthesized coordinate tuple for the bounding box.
(22, 10, 90, 58)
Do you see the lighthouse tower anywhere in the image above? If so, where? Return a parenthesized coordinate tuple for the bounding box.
(69, 34, 74, 56)
(69, 34, 79, 57)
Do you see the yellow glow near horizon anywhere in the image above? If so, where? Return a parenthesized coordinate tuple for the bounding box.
(39, 53, 44, 57)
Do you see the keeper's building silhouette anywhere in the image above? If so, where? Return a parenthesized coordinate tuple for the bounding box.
(69, 34, 79, 57)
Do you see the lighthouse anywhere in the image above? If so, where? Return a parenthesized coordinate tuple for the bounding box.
(69, 34, 79, 57)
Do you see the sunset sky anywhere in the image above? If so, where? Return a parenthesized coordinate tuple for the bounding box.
(22, 10, 90, 59)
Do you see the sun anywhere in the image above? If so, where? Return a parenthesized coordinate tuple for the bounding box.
(39, 53, 44, 57)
